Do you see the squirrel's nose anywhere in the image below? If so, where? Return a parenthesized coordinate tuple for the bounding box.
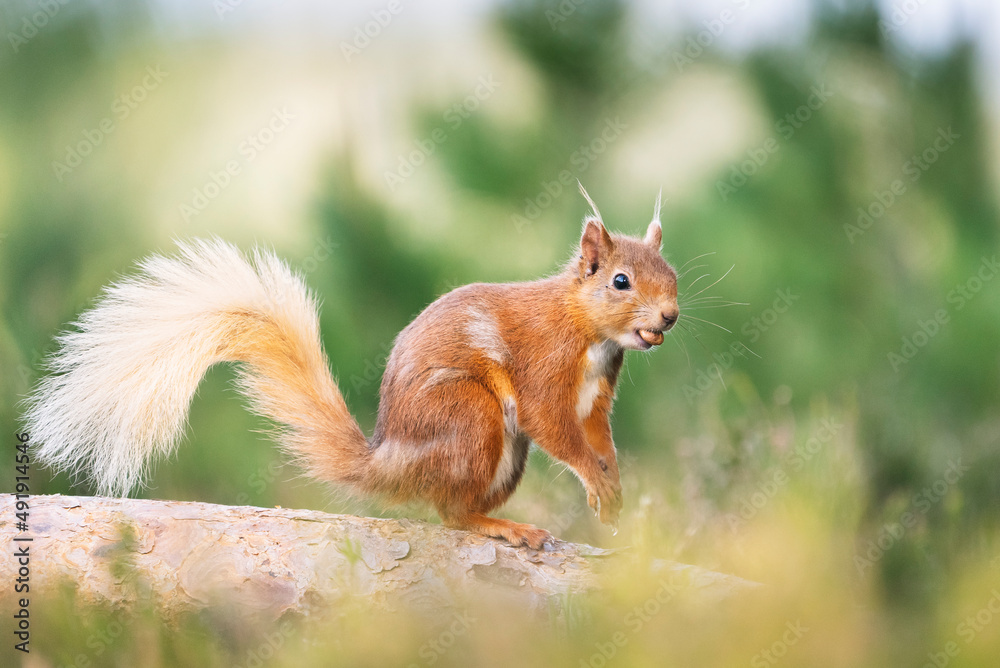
(661, 307, 679, 331)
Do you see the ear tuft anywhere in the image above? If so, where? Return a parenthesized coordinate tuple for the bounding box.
(577, 180, 603, 224)
(645, 188, 663, 249)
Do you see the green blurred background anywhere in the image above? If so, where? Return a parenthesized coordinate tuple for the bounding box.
(2, 0, 999, 665)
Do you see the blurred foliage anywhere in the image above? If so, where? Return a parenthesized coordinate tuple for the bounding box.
(1, 0, 1000, 665)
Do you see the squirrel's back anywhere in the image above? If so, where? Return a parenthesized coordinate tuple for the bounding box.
(372, 275, 589, 445)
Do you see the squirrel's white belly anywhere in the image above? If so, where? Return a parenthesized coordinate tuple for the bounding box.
(576, 341, 618, 419)
(489, 396, 523, 495)
(576, 377, 602, 420)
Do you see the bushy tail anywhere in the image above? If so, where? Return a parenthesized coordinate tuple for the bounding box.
(23, 238, 370, 497)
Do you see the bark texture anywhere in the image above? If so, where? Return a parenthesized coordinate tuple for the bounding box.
(0, 495, 758, 620)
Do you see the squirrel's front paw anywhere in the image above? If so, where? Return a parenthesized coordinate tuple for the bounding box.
(586, 476, 623, 529)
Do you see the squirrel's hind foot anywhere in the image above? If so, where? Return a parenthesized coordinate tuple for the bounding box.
(444, 512, 553, 550)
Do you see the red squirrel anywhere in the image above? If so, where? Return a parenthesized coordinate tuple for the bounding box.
(24, 187, 678, 548)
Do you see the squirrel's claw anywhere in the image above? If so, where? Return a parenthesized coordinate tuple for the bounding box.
(587, 490, 600, 516)
(587, 479, 623, 528)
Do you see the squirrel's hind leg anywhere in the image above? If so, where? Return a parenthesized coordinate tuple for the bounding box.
(400, 379, 548, 548)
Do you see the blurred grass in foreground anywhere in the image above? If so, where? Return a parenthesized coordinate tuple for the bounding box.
(15, 399, 1000, 667)
(20, 436, 1000, 668)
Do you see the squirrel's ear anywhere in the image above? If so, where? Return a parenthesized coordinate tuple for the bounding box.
(644, 221, 662, 249)
(581, 218, 613, 277)
(645, 189, 663, 249)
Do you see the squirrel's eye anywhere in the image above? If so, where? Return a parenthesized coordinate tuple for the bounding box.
(612, 274, 631, 290)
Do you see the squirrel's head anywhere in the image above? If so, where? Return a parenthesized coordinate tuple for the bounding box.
(571, 188, 678, 351)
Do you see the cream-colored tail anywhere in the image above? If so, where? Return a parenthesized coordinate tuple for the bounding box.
(23, 238, 370, 497)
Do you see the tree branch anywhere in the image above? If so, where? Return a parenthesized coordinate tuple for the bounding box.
(0, 495, 758, 620)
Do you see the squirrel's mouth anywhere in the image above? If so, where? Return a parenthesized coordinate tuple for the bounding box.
(636, 328, 664, 348)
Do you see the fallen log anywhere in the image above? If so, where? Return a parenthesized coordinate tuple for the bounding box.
(0, 495, 758, 621)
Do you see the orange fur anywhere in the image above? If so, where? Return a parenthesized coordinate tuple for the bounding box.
(360, 215, 679, 547)
(27, 211, 678, 550)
